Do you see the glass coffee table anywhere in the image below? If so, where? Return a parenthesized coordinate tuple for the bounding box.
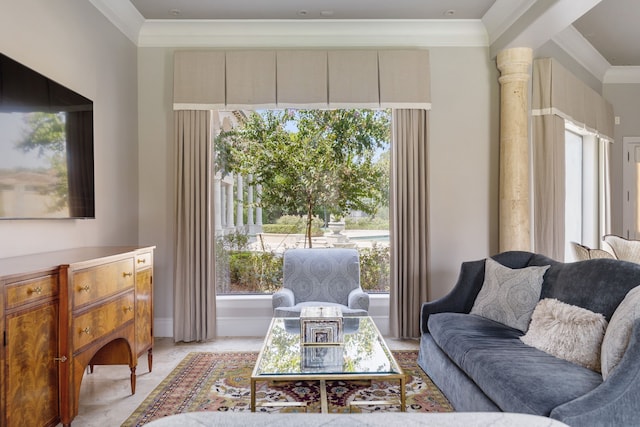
(250, 316, 406, 413)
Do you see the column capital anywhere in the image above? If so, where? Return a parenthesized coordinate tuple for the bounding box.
(497, 47, 533, 83)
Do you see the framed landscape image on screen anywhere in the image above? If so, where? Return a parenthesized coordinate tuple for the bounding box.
(0, 53, 95, 219)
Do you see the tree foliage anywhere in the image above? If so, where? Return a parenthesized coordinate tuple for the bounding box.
(216, 109, 390, 246)
(17, 112, 69, 212)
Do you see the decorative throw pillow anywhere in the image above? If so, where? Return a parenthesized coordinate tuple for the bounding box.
(520, 298, 608, 372)
(601, 286, 640, 380)
(470, 258, 549, 332)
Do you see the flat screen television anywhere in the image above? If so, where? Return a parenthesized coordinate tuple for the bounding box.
(0, 53, 95, 219)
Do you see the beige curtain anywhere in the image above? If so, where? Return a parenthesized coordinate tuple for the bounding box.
(532, 115, 566, 260)
(173, 110, 216, 342)
(390, 109, 429, 339)
(532, 58, 614, 259)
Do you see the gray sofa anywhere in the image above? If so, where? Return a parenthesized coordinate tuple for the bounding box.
(418, 251, 640, 427)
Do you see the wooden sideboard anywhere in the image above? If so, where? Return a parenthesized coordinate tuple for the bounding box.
(0, 246, 155, 427)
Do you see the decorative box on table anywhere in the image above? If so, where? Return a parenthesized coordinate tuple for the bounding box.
(300, 306, 343, 345)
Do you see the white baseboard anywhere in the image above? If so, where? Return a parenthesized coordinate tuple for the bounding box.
(154, 317, 173, 338)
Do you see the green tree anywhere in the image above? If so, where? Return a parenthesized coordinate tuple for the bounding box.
(216, 109, 390, 247)
(16, 112, 69, 212)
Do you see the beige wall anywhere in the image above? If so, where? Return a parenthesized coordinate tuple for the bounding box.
(138, 47, 176, 326)
(0, 0, 139, 258)
(428, 47, 500, 299)
(604, 83, 640, 235)
(137, 46, 500, 326)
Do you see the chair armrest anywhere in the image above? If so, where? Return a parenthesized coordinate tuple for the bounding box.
(348, 288, 370, 311)
(421, 259, 486, 334)
(550, 318, 640, 426)
(272, 288, 295, 309)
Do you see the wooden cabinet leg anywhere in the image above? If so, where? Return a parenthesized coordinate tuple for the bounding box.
(130, 366, 137, 395)
(147, 348, 153, 372)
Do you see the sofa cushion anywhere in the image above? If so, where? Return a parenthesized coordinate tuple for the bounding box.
(470, 258, 549, 332)
(540, 258, 640, 321)
(520, 299, 607, 371)
(601, 286, 640, 379)
(428, 312, 602, 416)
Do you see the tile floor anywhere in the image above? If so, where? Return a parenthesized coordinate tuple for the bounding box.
(62, 336, 419, 427)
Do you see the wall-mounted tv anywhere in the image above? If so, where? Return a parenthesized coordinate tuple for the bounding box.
(0, 53, 95, 219)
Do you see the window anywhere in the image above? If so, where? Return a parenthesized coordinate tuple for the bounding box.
(564, 123, 609, 261)
(213, 109, 391, 295)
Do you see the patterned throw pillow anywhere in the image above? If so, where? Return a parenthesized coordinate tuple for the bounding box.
(601, 286, 640, 379)
(470, 258, 549, 332)
(521, 298, 608, 372)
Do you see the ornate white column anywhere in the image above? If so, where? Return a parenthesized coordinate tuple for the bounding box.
(226, 180, 235, 229)
(247, 174, 255, 228)
(497, 47, 533, 252)
(236, 175, 244, 228)
(214, 177, 222, 232)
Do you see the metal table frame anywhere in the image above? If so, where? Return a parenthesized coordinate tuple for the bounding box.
(250, 316, 406, 413)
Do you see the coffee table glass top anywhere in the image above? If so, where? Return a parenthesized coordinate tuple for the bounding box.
(253, 316, 401, 376)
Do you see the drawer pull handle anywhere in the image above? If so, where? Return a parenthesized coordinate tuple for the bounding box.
(79, 327, 91, 335)
(137, 258, 146, 264)
(28, 286, 43, 295)
(123, 272, 133, 278)
(124, 306, 133, 312)
(79, 285, 91, 292)
(54, 356, 68, 363)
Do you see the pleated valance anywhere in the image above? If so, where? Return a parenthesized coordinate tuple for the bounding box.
(532, 58, 614, 140)
(173, 49, 431, 110)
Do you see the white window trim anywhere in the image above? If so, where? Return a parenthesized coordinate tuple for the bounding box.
(215, 293, 390, 337)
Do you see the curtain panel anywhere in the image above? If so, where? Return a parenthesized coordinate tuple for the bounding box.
(173, 110, 216, 342)
(532, 115, 566, 260)
(390, 109, 430, 339)
(531, 58, 614, 259)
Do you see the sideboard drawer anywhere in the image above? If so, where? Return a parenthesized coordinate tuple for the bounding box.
(6, 275, 58, 309)
(134, 251, 152, 272)
(72, 259, 134, 308)
(72, 291, 135, 352)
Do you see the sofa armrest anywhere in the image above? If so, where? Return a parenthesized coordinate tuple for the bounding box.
(420, 259, 486, 334)
(348, 288, 370, 311)
(420, 251, 540, 334)
(549, 318, 640, 426)
(272, 288, 295, 309)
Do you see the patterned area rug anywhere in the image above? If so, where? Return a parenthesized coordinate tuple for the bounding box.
(122, 351, 453, 426)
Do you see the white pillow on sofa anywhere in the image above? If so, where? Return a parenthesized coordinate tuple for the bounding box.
(601, 286, 640, 380)
(470, 258, 549, 332)
(520, 298, 608, 372)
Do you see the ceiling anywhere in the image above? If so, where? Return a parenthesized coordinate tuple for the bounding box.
(128, 0, 639, 67)
(89, 0, 640, 75)
(573, 0, 640, 66)
(129, 0, 497, 21)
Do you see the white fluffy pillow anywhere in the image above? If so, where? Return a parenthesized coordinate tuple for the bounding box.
(470, 258, 549, 332)
(520, 298, 608, 372)
(601, 286, 640, 380)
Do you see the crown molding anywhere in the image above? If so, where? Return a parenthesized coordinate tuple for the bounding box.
(89, 0, 144, 44)
(552, 25, 611, 82)
(604, 67, 640, 84)
(90, 1, 640, 84)
(136, 19, 488, 48)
